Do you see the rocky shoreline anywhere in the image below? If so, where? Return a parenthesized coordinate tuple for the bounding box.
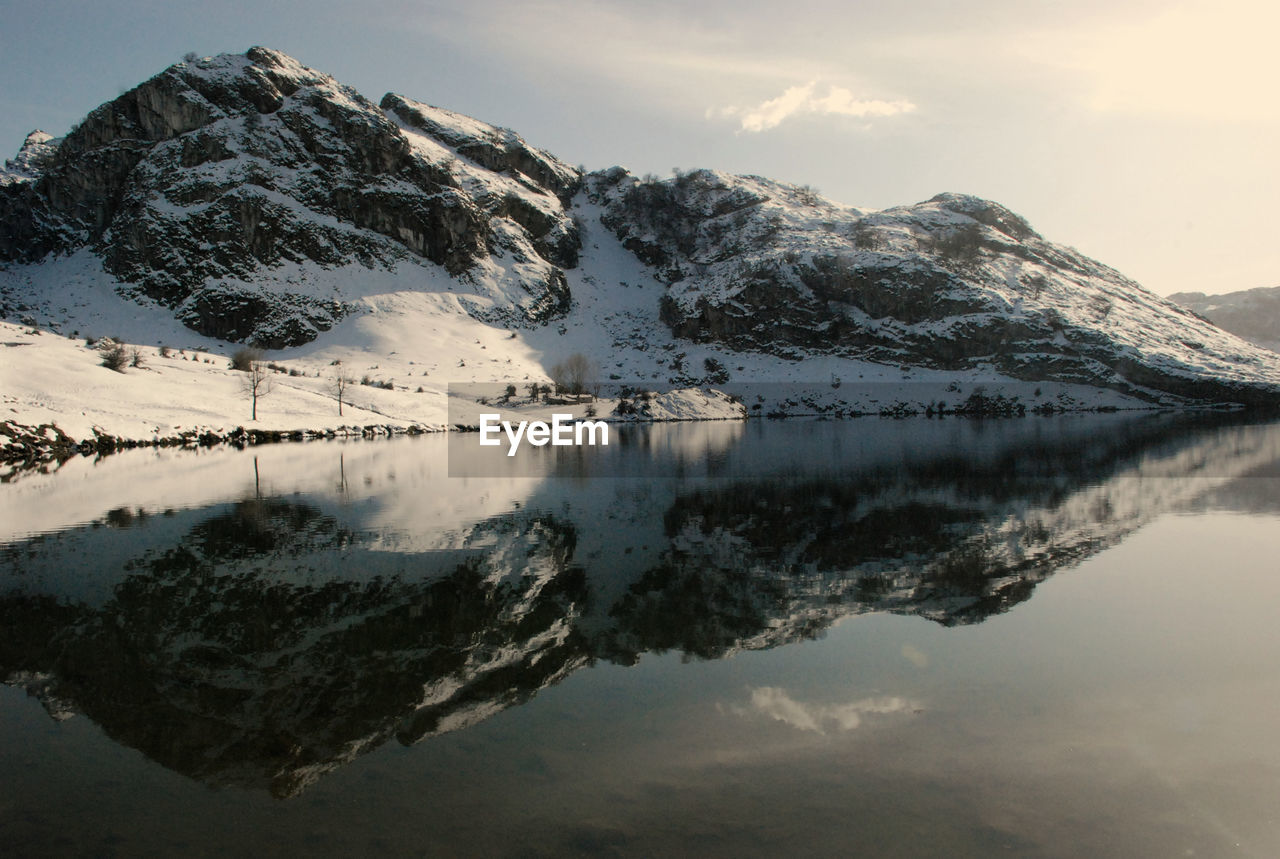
(3, 394, 1255, 478)
(0, 420, 433, 474)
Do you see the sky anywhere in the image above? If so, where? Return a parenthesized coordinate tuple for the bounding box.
(1, 0, 1276, 297)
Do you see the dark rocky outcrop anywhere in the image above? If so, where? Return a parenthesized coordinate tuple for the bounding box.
(2, 48, 1277, 404)
(0, 48, 581, 346)
(588, 169, 1280, 406)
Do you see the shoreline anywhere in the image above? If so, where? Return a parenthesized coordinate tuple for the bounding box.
(3, 399, 1248, 475)
(0, 420, 435, 472)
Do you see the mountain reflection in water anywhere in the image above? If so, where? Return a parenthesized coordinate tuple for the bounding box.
(2, 412, 1279, 798)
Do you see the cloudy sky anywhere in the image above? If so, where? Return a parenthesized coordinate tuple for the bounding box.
(2, 0, 1275, 296)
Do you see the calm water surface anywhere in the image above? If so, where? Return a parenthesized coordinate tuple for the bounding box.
(3, 413, 1280, 856)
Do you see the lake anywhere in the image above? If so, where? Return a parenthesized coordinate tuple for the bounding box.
(3, 412, 1280, 856)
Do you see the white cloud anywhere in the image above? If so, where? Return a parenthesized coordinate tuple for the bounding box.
(901, 643, 929, 668)
(744, 686, 918, 734)
(718, 81, 916, 132)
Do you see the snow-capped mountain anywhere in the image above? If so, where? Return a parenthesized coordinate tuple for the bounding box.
(0, 48, 580, 346)
(1169, 285, 1280, 353)
(588, 170, 1279, 403)
(2, 46, 1279, 413)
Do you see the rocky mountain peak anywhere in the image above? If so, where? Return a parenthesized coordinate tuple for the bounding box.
(0, 47, 581, 346)
(586, 165, 1280, 404)
(1169, 285, 1280, 352)
(1, 48, 1278, 405)
(1, 130, 59, 185)
(924, 192, 1040, 241)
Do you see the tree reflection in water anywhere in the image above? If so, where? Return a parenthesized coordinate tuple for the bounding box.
(3, 413, 1279, 795)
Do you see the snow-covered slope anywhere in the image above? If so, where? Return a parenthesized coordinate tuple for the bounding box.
(1170, 285, 1280, 353)
(589, 169, 1280, 404)
(3, 45, 1279, 441)
(0, 48, 579, 347)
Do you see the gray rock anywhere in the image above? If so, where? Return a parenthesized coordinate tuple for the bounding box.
(0, 48, 582, 347)
(589, 168, 1280, 405)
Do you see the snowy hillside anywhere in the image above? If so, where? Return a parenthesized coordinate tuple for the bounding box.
(0, 48, 580, 347)
(3, 46, 1280, 453)
(588, 169, 1280, 404)
(1170, 285, 1280, 353)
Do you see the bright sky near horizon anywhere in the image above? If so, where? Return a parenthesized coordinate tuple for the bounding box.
(1, 0, 1275, 297)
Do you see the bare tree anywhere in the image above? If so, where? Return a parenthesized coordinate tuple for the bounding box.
(240, 356, 272, 420)
(549, 363, 567, 395)
(332, 366, 352, 416)
(552, 353, 596, 399)
(567, 353, 595, 398)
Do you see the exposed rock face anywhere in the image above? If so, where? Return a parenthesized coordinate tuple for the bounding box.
(589, 169, 1280, 404)
(0, 48, 581, 347)
(1170, 286, 1280, 353)
(381, 94, 580, 202)
(1, 47, 1277, 403)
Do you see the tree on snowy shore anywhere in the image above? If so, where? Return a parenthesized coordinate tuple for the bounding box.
(332, 366, 352, 416)
(239, 355, 272, 420)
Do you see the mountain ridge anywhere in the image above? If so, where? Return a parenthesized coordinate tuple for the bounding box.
(2, 46, 1279, 415)
(1169, 285, 1280, 353)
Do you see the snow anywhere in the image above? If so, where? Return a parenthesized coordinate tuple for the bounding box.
(1168, 285, 1280, 353)
(0, 322, 445, 440)
(386, 94, 580, 192)
(589, 170, 1280, 398)
(3, 48, 1278, 453)
(0, 192, 1200, 451)
(1, 130, 59, 185)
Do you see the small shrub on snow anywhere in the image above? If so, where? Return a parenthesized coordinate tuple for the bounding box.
(794, 184, 822, 206)
(230, 347, 263, 371)
(99, 341, 128, 372)
(702, 357, 730, 384)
